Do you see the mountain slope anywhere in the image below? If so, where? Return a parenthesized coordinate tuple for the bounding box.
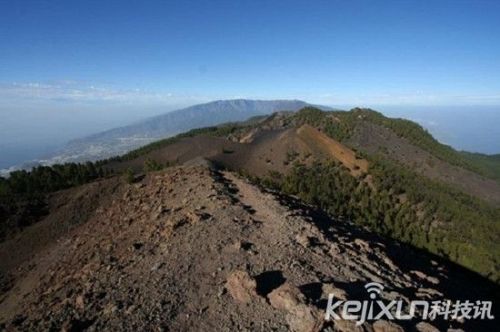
(1, 164, 498, 331)
(39, 99, 329, 165)
(3, 107, 499, 282)
(2, 106, 500, 330)
(460, 152, 500, 181)
(90, 108, 500, 282)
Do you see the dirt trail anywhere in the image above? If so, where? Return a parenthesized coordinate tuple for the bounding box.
(0, 165, 498, 331)
(223, 171, 280, 223)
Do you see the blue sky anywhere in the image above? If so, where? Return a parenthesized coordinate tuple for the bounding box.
(1, 0, 500, 106)
(1, 0, 500, 168)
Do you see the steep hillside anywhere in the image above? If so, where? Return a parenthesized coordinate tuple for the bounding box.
(460, 152, 500, 181)
(287, 107, 500, 202)
(296, 125, 368, 176)
(344, 118, 500, 204)
(84, 107, 500, 282)
(106, 123, 369, 180)
(1, 165, 498, 331)
(35, 100, 330, 165)
(1, 106, 499, 331)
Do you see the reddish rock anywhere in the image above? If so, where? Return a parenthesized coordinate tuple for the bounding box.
(268, 283, 323, 332)
(372, 320, 404, 332)
(225, 270, 257, 304)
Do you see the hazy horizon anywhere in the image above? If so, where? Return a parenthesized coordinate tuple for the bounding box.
(1, 101, 499, 169)
(1, 1, 499, 168)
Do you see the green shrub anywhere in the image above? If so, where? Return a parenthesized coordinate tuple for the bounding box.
(124, 168, 135, 184)
(144, 158, 164, 172)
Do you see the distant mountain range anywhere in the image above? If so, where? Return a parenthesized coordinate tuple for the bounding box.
(30, 99, 331, 166)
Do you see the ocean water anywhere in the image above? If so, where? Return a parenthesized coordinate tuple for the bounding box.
(377, 106, 500, 155)
(0, 105, 173, 169)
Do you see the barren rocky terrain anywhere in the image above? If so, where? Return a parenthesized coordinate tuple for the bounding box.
(1, 162, 498, 331)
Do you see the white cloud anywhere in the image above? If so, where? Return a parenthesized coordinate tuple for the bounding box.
(2, 81, 499, 108)
(0, 81, 202, 106)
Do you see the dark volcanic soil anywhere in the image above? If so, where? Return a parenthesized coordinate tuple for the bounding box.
(0, 164, 498, 331)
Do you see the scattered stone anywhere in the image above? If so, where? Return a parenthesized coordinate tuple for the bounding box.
(333, 320, 364, 332)
(425, 276, 440, 285)
(354, 238, 370, 251)
(382, 291, 409, 304)
(150, 262, 165, 272)
(103, 302, 118, 316)
(416, 288, 443, 299)
(415, 321, 440, 332)
(295, 234, 311, 248)
(268, 283, 323, 332)
(226, 270, 258, 304)
(413, 271, 427, 279)
(1, 165, 490, 332)
(186, 211, 212, 223)
(75, 295, 85, 310)
(411, 270, 439, 285)
(328, 244, 341, 257)
(381, 256, 398, 271)
(286, 307, 323, 332)
(372, 320, 404, 332)
(268, 282, 304, 311)
(321, 283, 348, 301)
